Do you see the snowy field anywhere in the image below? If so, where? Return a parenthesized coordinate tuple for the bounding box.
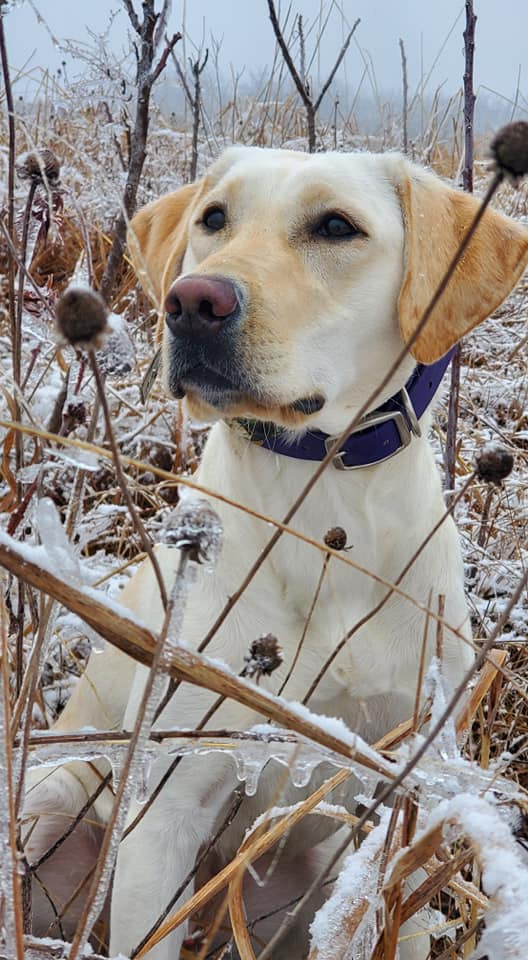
(0, 3, 528, 958)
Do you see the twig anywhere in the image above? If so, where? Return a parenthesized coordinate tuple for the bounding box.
(88, 350, 168, 610)
(13, 595, 55, 814)
(435, 594, 445, 663)
(445, 343, 462, 502)
(25, 728, 298, 747)
(445, 1, 476, 499)
(0, 602, 25, 958)
(14, 179, 38, 409)
(412, 593, 432, 732)
(0, 4, 16, 351)
(26, 771, 112, 873)
(302, 470, 477, 704)
(121, 0, 140, 34)
(399, 38, 408, 155)
(172, 45, 209, 182)
(277, 552, 330, 697)
(0, 4, 25, 699)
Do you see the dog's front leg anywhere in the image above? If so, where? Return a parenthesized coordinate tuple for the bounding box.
(110, 751, 237, 960)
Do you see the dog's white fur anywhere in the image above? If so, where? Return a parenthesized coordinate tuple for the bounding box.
(24, 147, 528, 959)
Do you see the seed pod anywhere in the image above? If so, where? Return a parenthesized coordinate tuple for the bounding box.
(160, 497, 223, 566)
(490, 122, 528, 185)
(56, 287, 109, 350)
(324, 526, 347, 551)
(16, 148, 61, 185)
(243, 634, 283, 682)
(475, 442, 514, 485)
(61, 399, 88, 436)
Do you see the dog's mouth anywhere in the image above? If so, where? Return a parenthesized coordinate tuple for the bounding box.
(172, 364, 325, 421)
(180, 364, 239, 395)
(173, 363, 245, 407)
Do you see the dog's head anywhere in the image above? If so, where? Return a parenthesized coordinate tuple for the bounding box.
(128, 147, 528, 432)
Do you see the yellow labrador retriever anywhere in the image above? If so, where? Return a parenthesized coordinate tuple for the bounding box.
(25, 147, 528, 959)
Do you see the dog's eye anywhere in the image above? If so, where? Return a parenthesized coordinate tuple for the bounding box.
(202, 207, 226, 231)
(315, 215, 360, 239)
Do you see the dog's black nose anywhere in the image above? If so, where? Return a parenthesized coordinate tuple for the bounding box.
(165, 275, 239, 339)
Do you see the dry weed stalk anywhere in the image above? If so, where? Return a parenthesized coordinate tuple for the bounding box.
(445, 0, 477, 500)
(399, 38, 409, 155)
(137, 767, 352, 958)
(0, 418, 476, 645)
(0, 3, 527, 955)
(254, 566, 528, 959)
(171, 46, 209, 183)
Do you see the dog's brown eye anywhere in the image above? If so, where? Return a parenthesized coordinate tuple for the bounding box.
(316, 215, 360, 239)
(202, 207, 226, 231)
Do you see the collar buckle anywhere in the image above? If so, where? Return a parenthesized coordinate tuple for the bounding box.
(325, 387, 420, 471)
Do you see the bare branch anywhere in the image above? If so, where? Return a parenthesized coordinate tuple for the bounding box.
(298, 14, 307, 90)
(151, 30, 182, 85)
(100, 10, 181, 301)
(153, 0, 172, 50)
(445, 1, 476, 498)
(267, 0, 311, 109)
(399, 37, 408, 154)
(121, 0, 140, 35)
(171, 47, 193, 106)
(189, 50, 208, 180)
(314, 19, 360, 112)
(170, 44, 208, 181)
(267, 2, 359, 151)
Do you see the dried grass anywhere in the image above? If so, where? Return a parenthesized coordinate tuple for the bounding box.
(0, 10, 527, 959)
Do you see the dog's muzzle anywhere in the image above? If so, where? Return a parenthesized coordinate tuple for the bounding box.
(164, 275, 247, 403)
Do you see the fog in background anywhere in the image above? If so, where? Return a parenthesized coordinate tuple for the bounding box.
(4, 0, 527, 133)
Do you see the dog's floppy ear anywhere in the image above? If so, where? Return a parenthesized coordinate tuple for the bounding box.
(127, 180, 206, 306)
(397, 164, 528, 363)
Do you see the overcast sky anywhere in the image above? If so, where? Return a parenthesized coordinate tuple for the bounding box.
(3, 0, 527, 110)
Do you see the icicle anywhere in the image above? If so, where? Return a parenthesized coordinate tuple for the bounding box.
(46, 446, 100, 471)
(423, 656, 458, 760)
(35, 496, 83, 584)
(166, 731, 375, 799)
(25, 738, 160, 793)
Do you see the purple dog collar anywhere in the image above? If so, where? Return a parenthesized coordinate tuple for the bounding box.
(236, 349, 454, 470)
